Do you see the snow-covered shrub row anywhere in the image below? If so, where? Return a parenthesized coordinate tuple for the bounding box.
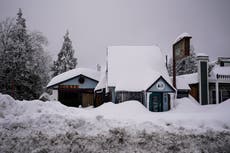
(1, 127, 230, 153)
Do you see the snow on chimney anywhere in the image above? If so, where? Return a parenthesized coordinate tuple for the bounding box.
(172, 33, 192, 88)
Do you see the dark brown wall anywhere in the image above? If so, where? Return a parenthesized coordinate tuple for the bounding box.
(189, 84, 199, 102)
(94, 89, 111, 107)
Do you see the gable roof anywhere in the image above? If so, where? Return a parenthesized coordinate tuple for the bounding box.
(210, 65, 230, 80)
(147, 76, 176, 92)
(107, 46, 173, 91)
(47, 68, 100, 88)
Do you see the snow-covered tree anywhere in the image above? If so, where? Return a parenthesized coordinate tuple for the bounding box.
(168, 46, 198, 76)
(0, 9, 50, 100)
(0, 18, 15, 94)
(52, 31, 77, 77)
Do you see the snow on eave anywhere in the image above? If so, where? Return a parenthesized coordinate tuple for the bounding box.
(47, 68, 100, 88)
(210, 65, 230, 79)
(173, 32, 192, 44)
(218, 57, 230, 62)
(197, 53, 208, 57)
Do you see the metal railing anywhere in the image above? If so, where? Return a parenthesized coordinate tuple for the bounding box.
(216, 74, 230, 80)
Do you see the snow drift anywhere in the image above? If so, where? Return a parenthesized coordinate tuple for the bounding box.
(1, 93, 230, 134)
(0, 93, 230, 152)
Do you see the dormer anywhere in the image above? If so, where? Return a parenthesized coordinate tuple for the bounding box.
(218, 57, 230, 67)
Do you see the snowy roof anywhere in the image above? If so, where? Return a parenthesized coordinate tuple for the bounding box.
(47, 68, 100, 88)
(210, 65, 230, 79)
(218, 57, 230, 62)
(94, 71, 107, 91)
(173, 32, 191, 44)
(175, 73, 198, 90)
(107, 46, 173, 91)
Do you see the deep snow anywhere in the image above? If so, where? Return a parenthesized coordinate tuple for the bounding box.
(107, 46, 172, 91)
(0, 93, 230, 152)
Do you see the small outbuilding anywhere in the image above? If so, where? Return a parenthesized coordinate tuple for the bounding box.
(171, 33, 230, 105)
(47, 68, 100, 107)
(95, 46, 176, 112)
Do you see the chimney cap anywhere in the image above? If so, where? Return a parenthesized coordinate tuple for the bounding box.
(173, 32, 192, 44)
(197, 53, 209, 61)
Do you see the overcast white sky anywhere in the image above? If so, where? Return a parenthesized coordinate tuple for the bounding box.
(0, 0, 230, 68)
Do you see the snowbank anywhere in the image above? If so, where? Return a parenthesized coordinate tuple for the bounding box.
(1, 93, 230, 135)
(1, 93, 230, 152)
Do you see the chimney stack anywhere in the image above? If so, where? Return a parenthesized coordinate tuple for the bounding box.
(172, 33, 192, 88)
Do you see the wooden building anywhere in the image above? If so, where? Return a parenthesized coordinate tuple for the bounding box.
(47, 68, 100, 107)
(95, 46, 176, 112)
(172, 33, 230, 104)
(176, 57, 230, 104)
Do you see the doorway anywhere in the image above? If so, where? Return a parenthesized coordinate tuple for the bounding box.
(149, 92, 162, 112)
(58, 89, 81, 107)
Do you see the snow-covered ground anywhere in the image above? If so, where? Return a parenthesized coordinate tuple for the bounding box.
(0, 93, 230, 152)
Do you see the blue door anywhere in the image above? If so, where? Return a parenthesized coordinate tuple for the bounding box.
(149, 93, 162, 112)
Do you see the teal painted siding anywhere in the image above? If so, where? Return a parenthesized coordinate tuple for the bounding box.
(59, 76, 98, 89)
(148, 78, 174, 92)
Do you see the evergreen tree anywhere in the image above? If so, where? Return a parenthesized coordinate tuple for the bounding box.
(52, 31, 77, 77)
(0, 9, 50, 100)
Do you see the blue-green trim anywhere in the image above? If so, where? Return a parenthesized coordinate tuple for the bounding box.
(47, 74, 98, 89)
(147, 76, 175, 93)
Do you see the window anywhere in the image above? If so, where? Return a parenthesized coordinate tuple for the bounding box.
(224, 62, 230, 67)
(78, 76, 85, 84)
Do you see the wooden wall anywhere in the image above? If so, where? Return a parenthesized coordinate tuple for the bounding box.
(189, 83, 199, 102)
(94, 89, 111, 107)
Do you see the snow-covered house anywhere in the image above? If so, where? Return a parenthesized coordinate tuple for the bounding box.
(47, 68, 100, 107)
(95, 46, 176, 112)
(176, 57, 230, 104)
(172, 33, 230, 105)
